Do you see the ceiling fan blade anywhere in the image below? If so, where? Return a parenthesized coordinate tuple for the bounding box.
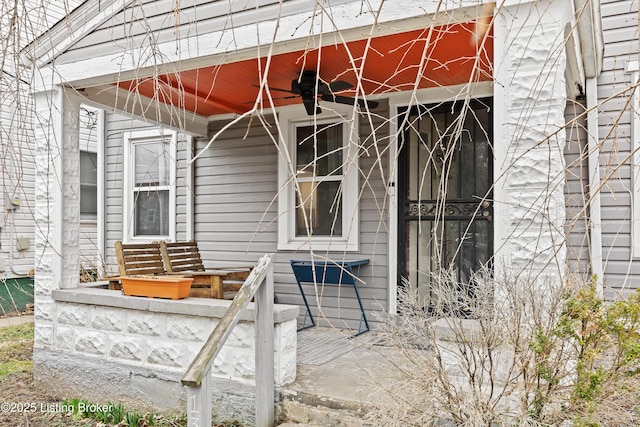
(321, 93, 379, 110)
(242, 95, 298, 104)
(252, 84, 295, 94)
(318, 80, 353, 94)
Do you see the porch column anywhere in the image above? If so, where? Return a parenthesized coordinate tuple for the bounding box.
(33, 85, 81, 345)
(493, 0, 571, 280)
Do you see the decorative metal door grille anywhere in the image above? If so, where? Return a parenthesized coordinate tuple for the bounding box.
(398, 98, 493, 312)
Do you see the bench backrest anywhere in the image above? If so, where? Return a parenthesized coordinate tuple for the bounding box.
(161, 240, 206, 273)
(115, 241, 165, 276)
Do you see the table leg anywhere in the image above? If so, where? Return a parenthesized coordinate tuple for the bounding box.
(209, 275, 223, 299)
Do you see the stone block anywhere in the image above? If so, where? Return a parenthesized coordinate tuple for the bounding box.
(503, 153, 565, 190)
(57, 305, 91, 326)
(75, 332, 108, 355)
(228, 322, 254, 348)
(166, 315, 213, 342)
(147, 345, 183, 368)
(214, 345, 255, 379)
(92, 309, 125, 332)
(55, 326, 76, 352)
(274, 320, 297, 353)
(35, 300, 56, 321)
(63, 204, 79, 222)
(110, 340, 146, 362)
(274, 348, 297, 386)
(128, 313, 164, 337)
(34, 324, 53, 347)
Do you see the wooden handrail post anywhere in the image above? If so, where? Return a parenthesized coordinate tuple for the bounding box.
(186, 368, 211, 427)
(182, 253, 275, 427)
(255, 258, 274, 426)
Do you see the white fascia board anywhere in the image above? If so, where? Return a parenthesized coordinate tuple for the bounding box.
(47, 0, 484, 88)
(24, 0, 133, 67)
(573, 0, 604, 78)
(81, 85, 209, 137)
(565, 21, 586, 98)
(386, 81, 494, 108)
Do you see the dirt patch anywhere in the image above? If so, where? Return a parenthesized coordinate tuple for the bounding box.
(0, 371, 94, 427)
(0, 321, 239, 427)
(0, 322, 92, 427)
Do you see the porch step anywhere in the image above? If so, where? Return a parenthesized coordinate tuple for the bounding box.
(278, 388, 369, 427)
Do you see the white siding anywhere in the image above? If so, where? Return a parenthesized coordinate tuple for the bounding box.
(597, 0, 640, 296)
(56, 0, 355, 66)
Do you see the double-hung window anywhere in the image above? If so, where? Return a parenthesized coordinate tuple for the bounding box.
(278, 108, 359, 251)
(79, 150, 98, 220)
(123, 130, 176, 242)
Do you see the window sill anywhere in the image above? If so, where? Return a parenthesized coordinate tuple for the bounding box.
(277, 238, 359, 252)
(51, 286, 299, 323)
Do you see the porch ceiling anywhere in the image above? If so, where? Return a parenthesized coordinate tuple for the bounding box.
(117, 22, 493, 118)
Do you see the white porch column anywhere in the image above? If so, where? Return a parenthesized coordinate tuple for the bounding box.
(493, 0, 571, 279)
(33, 85, 81, 346)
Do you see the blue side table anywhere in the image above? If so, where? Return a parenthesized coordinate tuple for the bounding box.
(290, 259, 370, 337)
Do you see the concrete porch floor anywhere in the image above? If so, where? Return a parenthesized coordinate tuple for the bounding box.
(278, 326, 404, 426)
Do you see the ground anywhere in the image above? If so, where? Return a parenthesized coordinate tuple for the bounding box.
(0, 322, 93, 427)
(0, 321, 192, 427)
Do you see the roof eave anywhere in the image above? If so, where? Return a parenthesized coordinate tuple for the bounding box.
(574, 0, 604, 79)
(21, 0, 132, 68)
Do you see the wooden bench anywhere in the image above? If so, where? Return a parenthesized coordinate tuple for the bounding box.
(115, 241, 165, 276)
(160, 241, 252, 298)
(113, 240, 252, 299)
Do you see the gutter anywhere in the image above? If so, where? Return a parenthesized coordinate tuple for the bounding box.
(586, 77, 603, 293)
(572, 0, 603, 290)
(573, 0, 604, 78)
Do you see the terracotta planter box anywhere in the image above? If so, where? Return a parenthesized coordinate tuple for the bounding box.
(120, 276, 194, 300)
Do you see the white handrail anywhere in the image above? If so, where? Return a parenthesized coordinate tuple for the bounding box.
(181, 253, 275, 427)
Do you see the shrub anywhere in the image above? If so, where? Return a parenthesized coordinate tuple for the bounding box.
(367, 273, 640, 426)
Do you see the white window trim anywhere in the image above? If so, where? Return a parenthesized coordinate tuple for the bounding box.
(628, 61, 640, 257)
(123, 129, 177, 243)
(277, 105, 360, 252)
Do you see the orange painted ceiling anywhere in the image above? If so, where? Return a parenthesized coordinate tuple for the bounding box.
(119, 22, 493, 117)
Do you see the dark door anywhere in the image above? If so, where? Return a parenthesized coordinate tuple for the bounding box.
(398, 98, 493, 311)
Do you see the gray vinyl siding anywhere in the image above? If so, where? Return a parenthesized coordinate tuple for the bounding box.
(194, 105, 390, 330)
(0, 1, 86, 278)
(56, 0, 355, 66)
(564, 100, 590, 281)
(0, 63, 37, 277)
(596, 0, 639, 296)
(103, 115, 189, 276)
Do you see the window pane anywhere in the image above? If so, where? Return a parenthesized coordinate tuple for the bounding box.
(134, 190, 169, 236)
(80, 151, 97, 216)
(134, 141, 170, 186)
(295, 181, 342, 236)
(296, 124, 343, 177)
(80, 151, 97, 185)
(80, 185, 97, 215)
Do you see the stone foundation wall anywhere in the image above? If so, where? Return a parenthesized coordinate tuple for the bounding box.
(34, 287, 298, 422)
